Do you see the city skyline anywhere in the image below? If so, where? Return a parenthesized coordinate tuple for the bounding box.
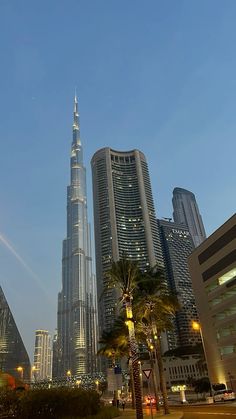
(0, 1, 235, 358)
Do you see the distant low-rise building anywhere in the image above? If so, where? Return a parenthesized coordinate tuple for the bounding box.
(141, 354, 207, 391)
(188, 213, 236, 391)
(163, 355, 207, 388)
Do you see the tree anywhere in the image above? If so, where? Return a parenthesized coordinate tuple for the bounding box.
(105, 257, 144, 419)
(98, 317, 130, 404)
(193, 377, 211, 397)
(98, 317, 129, 365)
(134, 266, 180, 415)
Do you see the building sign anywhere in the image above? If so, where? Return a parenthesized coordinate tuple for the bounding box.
(172, 229, 190, 236)
(171, 385, 187, 392)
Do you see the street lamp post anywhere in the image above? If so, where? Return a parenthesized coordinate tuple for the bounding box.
(66, 370, 72, 386)
(17, 366, 23, 381)
(31, 366, 36, 382)
(192, 321, 213, 397)
(76, 379, 81, 388)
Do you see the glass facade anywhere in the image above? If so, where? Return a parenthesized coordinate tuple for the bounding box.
(0, 286, 30, 380)
(172, 187, 206, 248)
(55, 96, 97, 377)
(158, 219, 201, 349)
(91, 148, 163, 337)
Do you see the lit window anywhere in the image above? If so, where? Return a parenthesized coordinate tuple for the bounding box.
(218, 268, 236, 286)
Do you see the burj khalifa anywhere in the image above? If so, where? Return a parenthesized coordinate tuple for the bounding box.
(55, 95, 97, 376)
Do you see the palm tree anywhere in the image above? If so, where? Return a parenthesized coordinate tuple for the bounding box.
(98, 314, 130, 363)
(105, 257, 144, 419)
(98, 323, 129, 404)
(134, 266, 180, 415)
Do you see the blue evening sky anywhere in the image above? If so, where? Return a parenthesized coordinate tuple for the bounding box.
(0, 0, 235, 359)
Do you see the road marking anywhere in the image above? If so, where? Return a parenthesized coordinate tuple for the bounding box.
(187, 413, 236, 416)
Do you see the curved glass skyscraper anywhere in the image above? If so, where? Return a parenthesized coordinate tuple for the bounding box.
(172, 187, 206, 248)
(55, 96, 97, 376)
(91, 148, 163, 335)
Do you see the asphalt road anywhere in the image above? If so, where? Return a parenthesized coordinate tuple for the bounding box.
(175, 403, 236, 418)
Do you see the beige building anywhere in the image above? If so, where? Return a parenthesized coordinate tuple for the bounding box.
(188, 213, 236, 391)
(141, 354, 207, 394)
(163, 355, 207, 388)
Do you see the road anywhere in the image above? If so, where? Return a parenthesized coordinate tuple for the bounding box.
(175, 403, 236, 418)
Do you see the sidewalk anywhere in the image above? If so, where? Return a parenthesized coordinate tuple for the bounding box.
(116, 408, 183, 418)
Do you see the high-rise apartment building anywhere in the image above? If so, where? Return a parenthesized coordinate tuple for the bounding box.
(0, 286, 30, 380)
(91, 148, 163, 336)
(158, 219, 201, 349)
(172, 188, 206, 248)
(55, 96, 97, 377)
(189, 213, 236, 391)
(33, 330, 52, 381)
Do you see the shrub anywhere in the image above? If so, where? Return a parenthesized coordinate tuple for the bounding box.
(64, 406, 120, 419)
(0, 388, 102, 418)
(0, 389, 22, 416)
(18, 388, 101, 418)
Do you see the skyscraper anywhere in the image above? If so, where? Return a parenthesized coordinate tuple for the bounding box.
(55, 96, 97, 377)
(0, 286, 30, 380)
(91, 148, 163, 336)
(158, 219, 201, 349)
(33, 330, 52, 381)
(172, 187, 206, 248)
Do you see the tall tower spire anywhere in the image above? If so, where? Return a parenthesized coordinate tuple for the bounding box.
(73, 93, 80, 144)
(54, 96, 98, 377)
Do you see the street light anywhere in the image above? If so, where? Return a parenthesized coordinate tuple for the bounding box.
(17, 366, 23, 381)
(192, 321, 212, 396)
(31, 365, 36, 382)
(191, 321, 205, 363)
(192, 321, 201, 332)
(66, 370, 72, 386)
(76, 379, 81, 388)
(95, 380, 99, 392)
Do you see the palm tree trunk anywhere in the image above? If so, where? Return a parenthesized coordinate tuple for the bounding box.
(149, 349, 160, 411)
(155, 337, 170, 415)
(111, 355, 118, 405)
(128, 358, 135, 409)
(125, 300, 143, 419)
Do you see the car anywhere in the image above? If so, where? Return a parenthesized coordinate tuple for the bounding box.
(213, 389, 235, 402)
(144, 395, 156, 406)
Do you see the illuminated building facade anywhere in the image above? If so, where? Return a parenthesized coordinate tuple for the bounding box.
(0, 286, 30, 380)
(189, 213, 236, 390)
(91, 148, 163, 336)
(172, 187, 206, 248)
(158, 219, 200, 349)
(33, 330, 52, 381)
(55, 96, 97, 376)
